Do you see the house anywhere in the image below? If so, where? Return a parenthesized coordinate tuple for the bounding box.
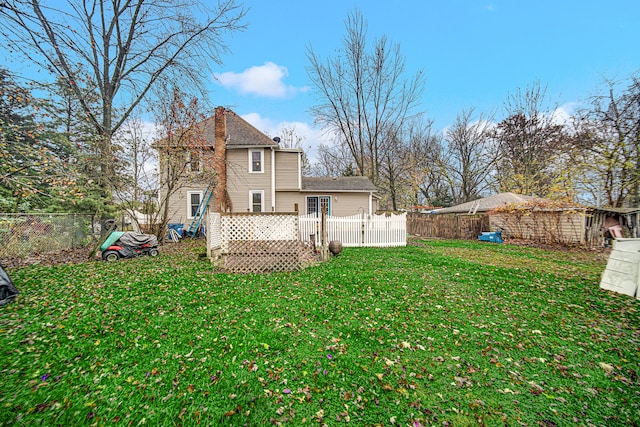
(157, 106, 378, 228)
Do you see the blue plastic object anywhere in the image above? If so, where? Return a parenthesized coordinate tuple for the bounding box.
(167, 223, 184, 240)
(478, 231, 503, 244)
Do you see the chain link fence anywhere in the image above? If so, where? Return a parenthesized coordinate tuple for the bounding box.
(0, 213, 96, 259)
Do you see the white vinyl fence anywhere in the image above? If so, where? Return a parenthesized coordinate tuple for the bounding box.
(299, 212, 406, 247)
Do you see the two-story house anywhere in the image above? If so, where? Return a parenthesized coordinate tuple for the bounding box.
(158, 106, 378, 229)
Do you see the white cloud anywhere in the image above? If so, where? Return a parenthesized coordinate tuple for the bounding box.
(214, 62, 309, 98)
(550, 102, 580, 125)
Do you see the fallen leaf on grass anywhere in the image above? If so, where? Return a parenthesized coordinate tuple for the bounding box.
(598, 362, 614, 374)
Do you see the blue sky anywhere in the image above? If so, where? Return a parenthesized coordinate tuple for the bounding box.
(212, 0, 640, 152)
(2, 1, 638, 155)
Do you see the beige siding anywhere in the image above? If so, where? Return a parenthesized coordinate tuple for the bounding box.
(275, 192, 306, 213)
(275, 151, 300, 190)
(157, 148, 216, 227)
(226, 148, 272, 212)
(489, 211, 586, 244)
(275, 191, 373, 216)
(160, 146, 376, 219)
(160, 184, 215, 228)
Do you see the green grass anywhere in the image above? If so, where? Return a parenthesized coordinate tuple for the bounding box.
(1, 240, 638, 426)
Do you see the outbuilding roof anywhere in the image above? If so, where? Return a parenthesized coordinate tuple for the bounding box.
(436, 192, 545, 214)
(301, 176, 377, 192)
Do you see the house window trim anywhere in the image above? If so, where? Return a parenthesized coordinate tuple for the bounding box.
(187, 150, 203, 173)
(187, 190, 203, 219)
(249, 190, 265, 213)
(248, 148, 264, 173)
(306, 195, 332, 216)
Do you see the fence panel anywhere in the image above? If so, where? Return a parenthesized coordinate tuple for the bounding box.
(207, 212, 408, 270)
(407, 213, 488, 240)
(299, 213, 406, 248)
(327, 214, 363, 247)
(298, 213, 322, 245)
(0, 213, 94, 259)
(364, 213, 407, 247)
(207, 212, 316, 273)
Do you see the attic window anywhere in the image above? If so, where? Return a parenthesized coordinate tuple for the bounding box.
(187, 150, 202, 173)
(249, 149, 264, 173)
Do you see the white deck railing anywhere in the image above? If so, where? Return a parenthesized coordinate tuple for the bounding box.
(208, 212, 407, 259)
(299, 212, 406, 247)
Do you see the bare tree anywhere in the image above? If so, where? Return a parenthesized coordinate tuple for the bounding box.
(573, 74, 640, 207)
(112, 117, 157, 227)
(443, 108, 498, 203)
(0, 0, 246, 203)
(274, 124, 311, 175)
(377, 116, 440, 210)
(306, 8, 424, 186)
(399, 118, 452, 208)
(309, 142, 354, 177)
(493, 82, 565, 196)
(153, 85, 213, 240)
(276, 124, 305, 149)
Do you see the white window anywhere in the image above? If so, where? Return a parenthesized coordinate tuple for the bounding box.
(306, 196, 331, 216)
(187, 150, 202, 173)
(187, 190, 203, 219)
(248, 149, 264, 173)
(249, 190, 264, 213)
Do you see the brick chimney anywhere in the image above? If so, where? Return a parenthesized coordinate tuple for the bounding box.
(213, 106, 228, 212)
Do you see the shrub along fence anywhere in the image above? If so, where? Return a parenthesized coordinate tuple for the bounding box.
(0, 213, 94, 259)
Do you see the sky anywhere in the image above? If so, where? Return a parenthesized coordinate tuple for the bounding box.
(209, 0, 640, 154)
(2, 1, 639, 157)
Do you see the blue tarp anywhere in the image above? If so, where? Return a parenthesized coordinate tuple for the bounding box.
(478, 231, 503, 244)
(168, 223, 184, 241)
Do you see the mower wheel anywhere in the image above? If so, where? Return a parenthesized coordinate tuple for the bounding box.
(148, 248, 159, 257)
(102, 250, 120, 262)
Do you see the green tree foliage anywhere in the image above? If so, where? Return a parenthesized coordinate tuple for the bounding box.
(1, 0, 247, 209)
(38, 74, 115, 215)
(0, 69, 84, 212)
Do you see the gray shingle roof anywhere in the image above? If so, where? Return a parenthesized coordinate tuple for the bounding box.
(436, 192, 543, 214)
(200, 109, 278, 147)
(302, 176, 377, 192)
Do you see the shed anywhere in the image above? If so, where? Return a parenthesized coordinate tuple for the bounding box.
(435, 193, 586, 245)
(585, 207, 640, 247)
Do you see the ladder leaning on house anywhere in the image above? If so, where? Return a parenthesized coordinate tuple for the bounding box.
(187, 185, 214, 238)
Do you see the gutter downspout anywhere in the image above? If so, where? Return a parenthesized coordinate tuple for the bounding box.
(298, 151, 302, 190)
(271, 146, 276, 211)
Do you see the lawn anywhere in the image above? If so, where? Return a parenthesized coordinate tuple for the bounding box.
(1, 239, 638, 426)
